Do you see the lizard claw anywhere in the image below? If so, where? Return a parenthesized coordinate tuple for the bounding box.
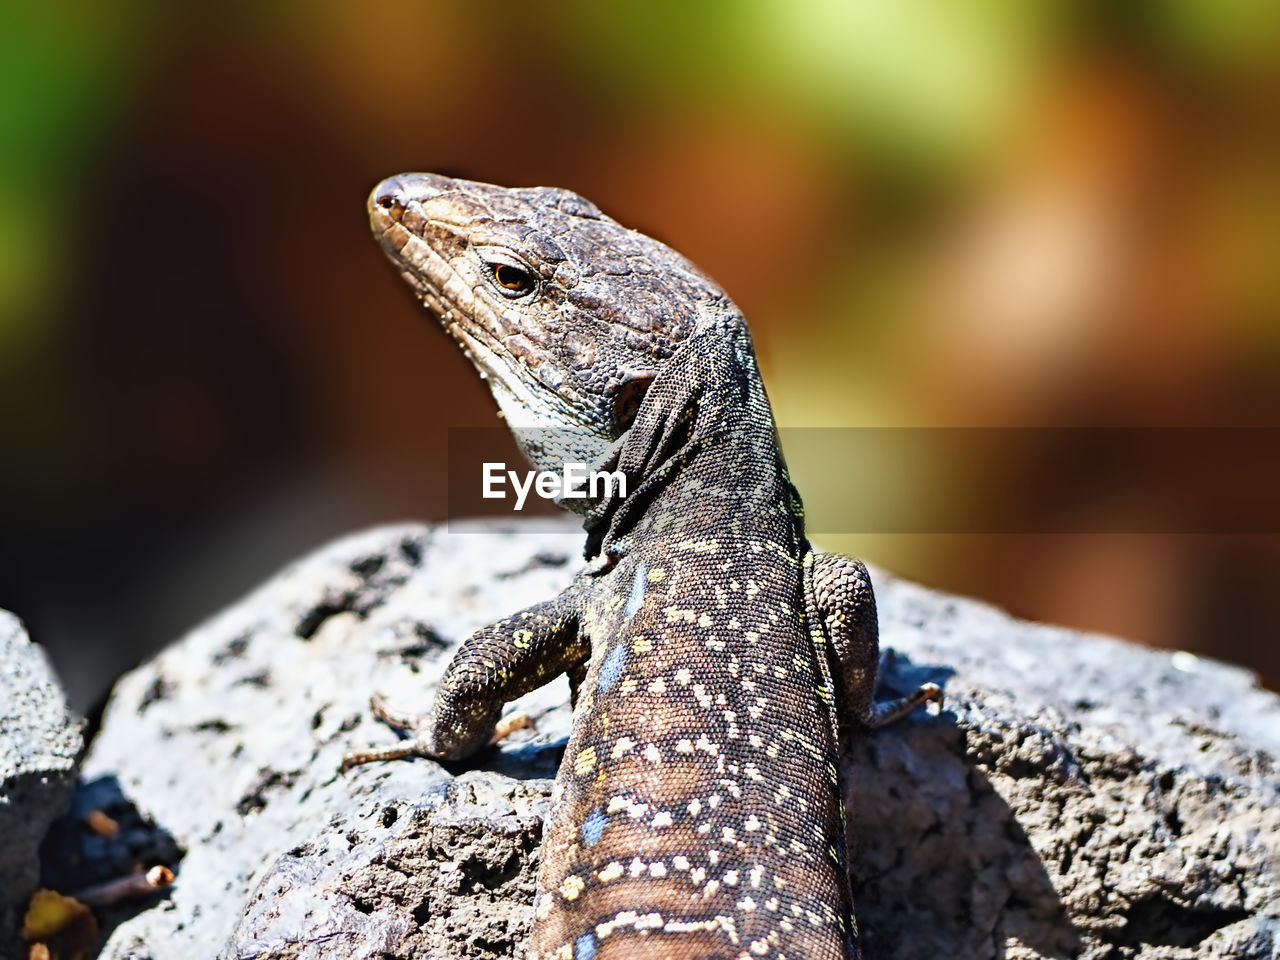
(369, 694, 428, 734)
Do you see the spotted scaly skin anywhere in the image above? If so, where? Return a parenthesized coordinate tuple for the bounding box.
(343, 174, 940, 960)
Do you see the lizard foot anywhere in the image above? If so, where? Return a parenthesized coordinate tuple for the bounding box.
(863, 650, 944, 728)
(338, 695, 439, 772)
(489, 711, 536, 745)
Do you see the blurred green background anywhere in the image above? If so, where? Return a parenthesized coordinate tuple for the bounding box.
(1, 1, 1276, 709)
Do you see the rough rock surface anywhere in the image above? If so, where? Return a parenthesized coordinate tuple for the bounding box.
(0, 610, 84, 952)
(69, 520, 1279, 959)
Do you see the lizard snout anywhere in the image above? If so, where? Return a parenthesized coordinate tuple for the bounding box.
(369, 173, 450, 222)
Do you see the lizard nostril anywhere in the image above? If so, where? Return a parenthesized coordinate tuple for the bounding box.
(372, 186, 406, 223)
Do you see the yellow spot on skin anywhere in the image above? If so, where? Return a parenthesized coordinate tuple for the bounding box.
(642, 743, 662, 763)
(629, 857, 646, 878)
(597, 862, 624, 883)
(512, 629, 533, 649)
(723, 869, 740, 885)
(647, 677, 667, 694)
(675, 738, 695, 754)
(687, 798, 703, 816)
(664, 919, 719, 934)
(646, 567, 666, 582)
(745, 815, 762, 831)
(674, 667, 692, 686)
(536, 895, 555, 920)
(750, 865, 765, 888)
(765, 897, 779, 911)
(560, 875, 586, 901)
(619, 678, 638, 694)
(704, 879, 721, 896)
(611, 736, 635, 760)
(697, 612, 713, 628)
(574, 746, 597, 776)
(651, 810, 673, 828)
(663, 606, 696, 624)
(738, 896, 757, 912)
(633, 636, 653, 654)
(679, 538, 719, 553)
(649, 862, 667, 878)
(690, 867, 706, 884)
(672, 855, 690, 871)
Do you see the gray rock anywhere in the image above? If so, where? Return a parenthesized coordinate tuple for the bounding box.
(76, 520, 1279, 959)
(0, 610, 84, 950)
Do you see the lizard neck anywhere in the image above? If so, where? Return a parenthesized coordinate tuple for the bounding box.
(583, 311, 800, 560)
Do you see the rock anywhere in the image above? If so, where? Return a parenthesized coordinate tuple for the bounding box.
(70, 520, 1279, 959)
(0, 610, 84, 951)
(78, 522, 579, 960)
(854, 575, 1280, 960)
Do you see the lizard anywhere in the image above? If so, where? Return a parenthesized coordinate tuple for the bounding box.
(342, 172, 941, 960)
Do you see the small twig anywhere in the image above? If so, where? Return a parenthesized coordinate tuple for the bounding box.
(71, 866, 174, 908)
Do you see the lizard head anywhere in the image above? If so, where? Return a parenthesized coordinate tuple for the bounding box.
(368, 173, 734, 484)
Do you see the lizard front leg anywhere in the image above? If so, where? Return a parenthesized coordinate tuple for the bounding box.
(341, 587, 588, 770)
(808, 552, 941, 733)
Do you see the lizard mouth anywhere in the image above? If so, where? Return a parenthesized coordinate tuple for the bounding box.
(367, 190, 503, 374)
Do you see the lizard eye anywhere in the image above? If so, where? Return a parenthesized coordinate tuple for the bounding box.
(487, 261, 538, 298)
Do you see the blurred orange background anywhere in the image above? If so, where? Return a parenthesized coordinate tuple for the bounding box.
(1, 2, 1276, 710)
